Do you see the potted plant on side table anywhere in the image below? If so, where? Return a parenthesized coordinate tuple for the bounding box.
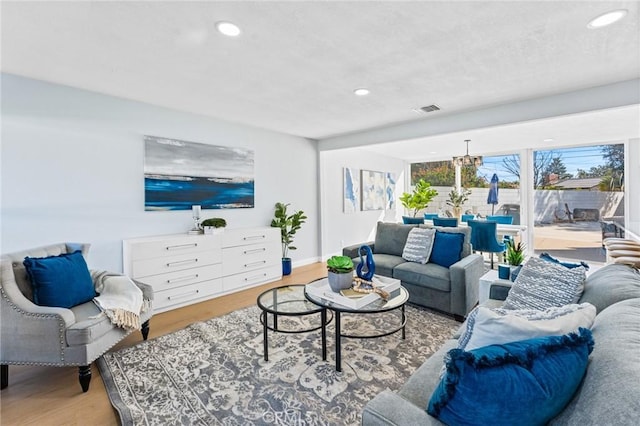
(399, 179, 438, 224)
(326, 255, 355, 292)
(270, 202, 307, 276)
(502, 239, 526, 280)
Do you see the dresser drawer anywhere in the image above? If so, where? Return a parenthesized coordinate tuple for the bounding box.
(132, 251, 221, 278)
(153, 278, 223, 311)
(135, 263, 222, 291)
(222, 228, 279, 248)
(222, 242, 280, 275)
(223, 265, 282, 292)
(127, 235, 221, 261)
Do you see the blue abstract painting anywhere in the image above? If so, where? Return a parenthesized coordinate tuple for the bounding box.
(386, 172, 397, 210)
(343, 167, 360, 213)
(144, 136, 254, 211)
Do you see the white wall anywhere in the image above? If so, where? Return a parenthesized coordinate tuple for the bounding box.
(319, 148, 405, 257)
(1, 74, 319, 271)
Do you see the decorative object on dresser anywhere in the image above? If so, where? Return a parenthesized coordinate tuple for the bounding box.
(201, 217, 227, 235)
(326, 255, 355, 292)
(123, 227, 281, 313)
(189, 204, 203, 234)
(399, 178, 438, 224)
(144, 135, 255, 211)
(270, 202, 307, 276)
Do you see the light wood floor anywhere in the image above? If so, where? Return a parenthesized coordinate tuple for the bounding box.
(0, 263, 327, 426)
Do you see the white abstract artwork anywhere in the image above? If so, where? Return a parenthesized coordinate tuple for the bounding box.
(361, 170, 386, 211)
(343, 168, 360, 214)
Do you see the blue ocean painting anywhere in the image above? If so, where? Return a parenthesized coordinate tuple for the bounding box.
(144, 136, 254, 211)
(386, 172, 396, 210)
(145, 176, 254, 210)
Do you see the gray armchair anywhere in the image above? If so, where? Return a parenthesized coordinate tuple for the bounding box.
(1, 243, 153, 392)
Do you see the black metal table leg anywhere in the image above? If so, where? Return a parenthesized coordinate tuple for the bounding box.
(335, 311, 341, 372)
(402, 305, 406, 339)
(263, 311, 269, 361)
(321, 308, 327, 360)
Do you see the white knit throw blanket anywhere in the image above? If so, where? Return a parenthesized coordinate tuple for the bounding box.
(93, 275, 143, 331)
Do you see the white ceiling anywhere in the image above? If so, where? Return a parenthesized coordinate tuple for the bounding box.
(2, 1, 639, 157)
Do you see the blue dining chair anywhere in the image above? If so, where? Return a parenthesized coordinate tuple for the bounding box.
(486, 215, 514, 225)
(424, 213, 439, 220)
(468, 220, 506, 268)
(433, 217, 458, 227)
(487, 215, 514, 245)
(460, 214, 475, 223)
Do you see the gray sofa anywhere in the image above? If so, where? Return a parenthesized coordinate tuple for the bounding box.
(362, 263, 640, 425)
(343, 222, 484, 320)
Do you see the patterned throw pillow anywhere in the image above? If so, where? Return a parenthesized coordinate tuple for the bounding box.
(402, 228, 436, 264)
(503, 257, 587, 310)
(458, 303, 596, 351)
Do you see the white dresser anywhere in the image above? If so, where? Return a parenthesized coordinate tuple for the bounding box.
(123, 227, 282, 312)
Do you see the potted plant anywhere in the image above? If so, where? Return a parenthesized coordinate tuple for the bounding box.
(501, 239, 526, 280)
(200, 217, 227, 235)
(446, 188, 471, 220)
(270, 202, 307, 275)
(505, 239, 525, 266)
(326, 255, 355, 292)
(399, 179, 438, 224)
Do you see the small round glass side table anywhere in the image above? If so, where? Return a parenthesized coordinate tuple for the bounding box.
(256, 284, 333, 362)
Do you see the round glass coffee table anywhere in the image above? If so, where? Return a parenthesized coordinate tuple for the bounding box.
(256, 284, 332, 362)
(304, 280, 409, 372)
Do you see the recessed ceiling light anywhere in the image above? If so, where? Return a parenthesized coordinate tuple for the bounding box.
(587, 9, 628, 29)
(216, 21, 241, 37)
(353, 88, 370, 96)
(544, 138, 555, 142)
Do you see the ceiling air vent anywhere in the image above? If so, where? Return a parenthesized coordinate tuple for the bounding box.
(419, 104, 441, 113)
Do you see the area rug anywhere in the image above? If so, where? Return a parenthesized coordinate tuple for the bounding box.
(97, 304, 459, 425)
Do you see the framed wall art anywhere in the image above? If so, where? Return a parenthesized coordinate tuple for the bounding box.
(360, 169, 386, 211)
(343, 167, 360, 214)
(144, 135, 254, 211)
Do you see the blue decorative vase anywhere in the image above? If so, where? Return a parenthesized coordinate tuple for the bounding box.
(282, 258, 292, 276)
(356, 245, 375, 281)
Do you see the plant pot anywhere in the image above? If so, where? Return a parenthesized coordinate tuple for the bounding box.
(327, 271, 354, 292)
(282, 258, 292, 276)
(203, 226, 224, 235)
(402, 216, 424, 224)
(452, 206, 462, 221)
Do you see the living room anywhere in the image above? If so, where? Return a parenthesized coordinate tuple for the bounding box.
(2, 1, 640, 425)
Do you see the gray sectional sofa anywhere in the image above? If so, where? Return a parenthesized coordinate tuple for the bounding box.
(361, 263, 640, 425)
(343, 222, 484, 320)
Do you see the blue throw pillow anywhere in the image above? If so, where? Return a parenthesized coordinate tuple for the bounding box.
(540, 252, 589, 270)
(429, 231, 464, 268)
(427, 328, 594, 426)
(23, 250, 96, 308)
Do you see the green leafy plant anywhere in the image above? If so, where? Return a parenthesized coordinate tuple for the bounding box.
(399, 179, 439, 217)
(270, 202, 307, 259)
(505, 239, 526, 266)
(200, 218, 227, 228)
(326, 256, 354, 274)
(446, 188, 471, 208)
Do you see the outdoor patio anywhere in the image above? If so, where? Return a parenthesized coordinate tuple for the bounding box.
(533, 221, 606, 265)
